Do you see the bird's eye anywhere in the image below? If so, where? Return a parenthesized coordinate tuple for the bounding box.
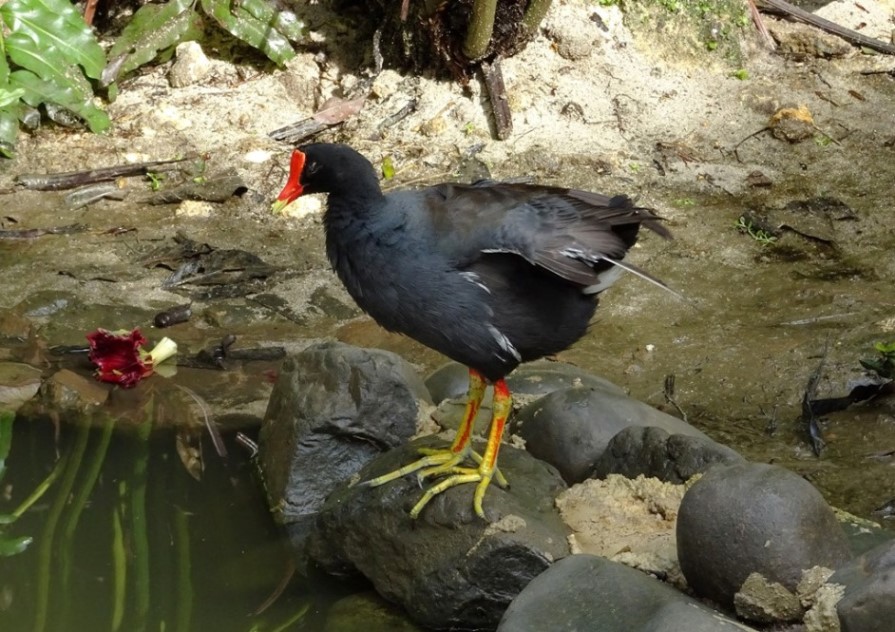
(306, 161, 321, 175)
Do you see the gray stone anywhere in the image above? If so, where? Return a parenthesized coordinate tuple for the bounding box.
(0, 362, 47, 412)
(424, 360, 623, 405)
(830, 539, 895, 632)
(677, 462, 852, 608)
(591, 425, 744, 483)
(498, 554, 754, 632)
(308, 438, 570, 631)
(258, 342, 430, 545)
(512, 386, 708, 484)
(169, 41, 212, 88)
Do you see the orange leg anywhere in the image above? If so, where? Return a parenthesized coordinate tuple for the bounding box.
(410, 378, 512, 519)
(364, 370, 512, 519)
(364, 369, 486, 487)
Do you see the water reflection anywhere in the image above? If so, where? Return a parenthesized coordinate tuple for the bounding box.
(0, 405, 397, 631)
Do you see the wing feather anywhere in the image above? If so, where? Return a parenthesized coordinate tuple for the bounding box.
(420, 181, 675, 295)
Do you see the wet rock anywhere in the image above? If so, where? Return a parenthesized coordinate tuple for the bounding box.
(838, 511, 895, 556)
(497, 554, 753, 632)
(307, 439, 569, 631)
(427, 361, 625, 437)
(677, 462, 851, 608)
(22, 368, 109, 415)
(829, 539, 895, 632)
(590, 425, 744, 483)
(324, 591, 424, 632)
(169, 41, 212, 88)
(425, 360, 623, 404)
(512, 386, 707, 484)
(258, 342, 431, 555)
(0, 362, 42, 411)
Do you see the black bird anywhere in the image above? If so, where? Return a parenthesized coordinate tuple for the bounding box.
(273, 143, 671, 519)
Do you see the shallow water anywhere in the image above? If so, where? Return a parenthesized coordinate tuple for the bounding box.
(0, 411, 415, 631)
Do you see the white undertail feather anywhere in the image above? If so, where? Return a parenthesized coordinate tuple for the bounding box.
(582, 266, 624, 294)
(603, 257, 685, 301)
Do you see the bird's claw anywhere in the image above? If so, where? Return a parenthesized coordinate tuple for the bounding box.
(409, 469, 496, 520)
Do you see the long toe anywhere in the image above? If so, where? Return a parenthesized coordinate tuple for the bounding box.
(364, 447, 469, 488)
(409, 472, 484, 519)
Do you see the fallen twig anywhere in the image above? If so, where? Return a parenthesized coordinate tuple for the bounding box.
(801, 346, 829, 456)
(482, 59, 512, 141)
(269, 89, 370, 145)
(747, 0, 776, 49)
(0, 224, 87, 239)
(759, 0, 895, 56)
(13, 158, 192, 192)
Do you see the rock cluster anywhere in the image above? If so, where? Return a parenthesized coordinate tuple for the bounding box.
(258, 343, 894, 631)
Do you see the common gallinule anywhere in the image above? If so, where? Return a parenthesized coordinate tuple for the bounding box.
(273, 143, 671, 519)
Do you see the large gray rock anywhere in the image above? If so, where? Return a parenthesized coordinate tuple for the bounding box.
(427, 361, 626, 447)
(498, 554, 754, 632)
(308, 438, 570, 631)
(591, 425, 744, 483)
(512, 386, 708, 484)
(258, 342, 430, 552)
(677, 462, 852, 609)
(425, 360, 623, 405)
(830, 539, 895, 632)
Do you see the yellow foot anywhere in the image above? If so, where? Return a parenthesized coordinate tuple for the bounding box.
(364, 446, 508, 488)
(363, 445, 509, 519)
(417, 447, 508, 488)
(409, 467, 497, 520)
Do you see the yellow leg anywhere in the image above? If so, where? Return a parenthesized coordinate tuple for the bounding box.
(364, 369, 487, 488)
(410, 378, 513, 519)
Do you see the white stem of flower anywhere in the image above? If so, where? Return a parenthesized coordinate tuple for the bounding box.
(146, 337, 178, 365)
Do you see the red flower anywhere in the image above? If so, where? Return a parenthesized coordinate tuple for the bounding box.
(86, 328, 177, 388)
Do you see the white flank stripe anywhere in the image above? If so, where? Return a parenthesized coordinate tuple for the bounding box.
(487, 324, 521, 361)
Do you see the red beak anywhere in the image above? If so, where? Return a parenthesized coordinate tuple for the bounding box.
(271, 150, 306, 213)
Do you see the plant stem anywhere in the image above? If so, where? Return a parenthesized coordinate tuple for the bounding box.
(34, 422, 90, 632)
(522, 0, 553, 36)
(130, 413, 154, 632)
(59, 416, 115, 623)
(173, 507, 193, 632)
(111, 503, 126, 632)
(463, 0, 498, 60)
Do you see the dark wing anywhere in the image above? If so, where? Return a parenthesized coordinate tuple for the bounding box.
(420, 182, 671, 291)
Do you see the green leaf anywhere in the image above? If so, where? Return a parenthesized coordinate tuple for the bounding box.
(201, 0, 296, 66)
(0, 87, 25, 110)
(9, 69, 110, 132)
(108, 0, 203, 79)
(1, 0, 106, 80)
(0, 533, 33, 556)
(0, 109, 18, 156)
(239, 0, 306, 41)
(0, 33, 10, 86)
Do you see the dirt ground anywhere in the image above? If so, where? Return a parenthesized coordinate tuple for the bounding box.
(1, 0, 894, 522)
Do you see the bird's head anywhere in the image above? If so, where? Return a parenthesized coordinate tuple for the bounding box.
(272, 148, 311, 214)
(271, 143, 374, 214)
